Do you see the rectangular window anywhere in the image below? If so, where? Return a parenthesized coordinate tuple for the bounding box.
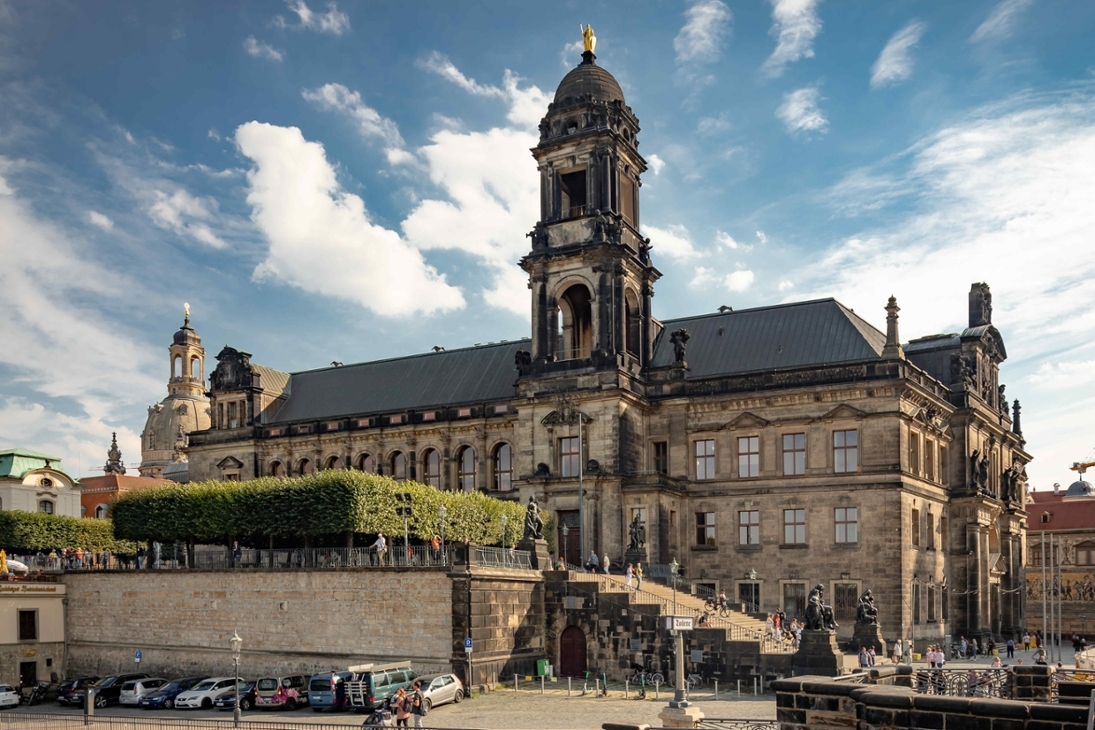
(911, 508, 921, 548)
(834, 582, 859, 622)
(695, 511, 716, 546)
(927, 512, 936, 550)
(909, 431, 921, 475)
(457, 407, 472, 418)
(927, 586, 937, 622)
(739, 510, 759, 545)
(560, 437, 581, 478)
(559, 169, 588, 218)
(421, 412, 436, 422)
(695, 439, 716, 480)
(1078, 546, 1095, 566)
(670, 510, 678, 548)
(493, 404, 510, 415)
(913, 584, 922, 624)
(228, 401, 239, 429)
(835, 507, 858, 544)
(783, 583, 806, 619)
(939, 445, 948, 485)
(782, 433, 806, 475)
(631, 507, 647, 535)
(737, 436, 760, 478)
(783, 508, 806, 545)
(389, 414, 403, 425)
(925, 439, 936, 481)
(653, 441, 669, 475)
(941, 586, 949, 621)
(18, 610, 37, 642)
(620, 175, 635, 225)
(833, 430, 858, 473)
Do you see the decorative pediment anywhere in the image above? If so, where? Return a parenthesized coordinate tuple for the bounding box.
(217, 456, 244, 470)
(724, 412, 770, 430)
(541, 410, 592, 426)
(817, 404, 867, 422)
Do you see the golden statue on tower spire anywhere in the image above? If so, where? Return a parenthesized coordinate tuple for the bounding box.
(581, 24, 596, 54)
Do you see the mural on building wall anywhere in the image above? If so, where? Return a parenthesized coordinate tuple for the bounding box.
(1026, 573, 1095, 602)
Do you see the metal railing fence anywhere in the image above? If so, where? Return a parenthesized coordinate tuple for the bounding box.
(912, 668, 1009, 698)
(0, 712, 480, 730)
(472, 546, 532, 569)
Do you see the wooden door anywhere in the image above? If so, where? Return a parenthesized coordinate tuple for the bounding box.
(559, 625, 587, 677)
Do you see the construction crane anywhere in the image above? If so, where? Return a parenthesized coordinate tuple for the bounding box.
(1071, 461, 1095, 476)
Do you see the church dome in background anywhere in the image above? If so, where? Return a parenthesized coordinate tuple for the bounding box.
(553, 53, 625, 106)
(1066, 479, 1095, 497)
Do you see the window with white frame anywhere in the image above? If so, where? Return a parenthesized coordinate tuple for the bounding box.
(738, 436, 759, 478)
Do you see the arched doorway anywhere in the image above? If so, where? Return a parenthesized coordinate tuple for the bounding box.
(559, 625, 587, 677)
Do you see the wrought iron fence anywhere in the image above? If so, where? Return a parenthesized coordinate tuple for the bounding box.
(912, 668, 1009, 698)
(688, 720, 777, 730)
(472, 545, 532, 569)
(0, 712, 478, 730)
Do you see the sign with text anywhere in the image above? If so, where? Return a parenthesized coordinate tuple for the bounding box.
(464, 638, 473, 653)
(665, 616, 693, 631)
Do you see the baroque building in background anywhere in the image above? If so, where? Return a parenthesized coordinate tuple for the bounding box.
(185, 48, 1031, 648)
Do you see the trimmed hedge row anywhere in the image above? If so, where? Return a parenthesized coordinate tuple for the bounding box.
(111, 470, 552, 549)
(0, 510, 138, 553)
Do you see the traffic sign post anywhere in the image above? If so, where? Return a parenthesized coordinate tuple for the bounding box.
(134, 649, 142, 665)
(464, 638, 473, 694)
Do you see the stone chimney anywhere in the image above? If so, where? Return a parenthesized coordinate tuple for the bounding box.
(882, 296, 905, 359)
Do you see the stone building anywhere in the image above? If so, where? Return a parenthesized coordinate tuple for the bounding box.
(80, 434, 171, 519)
(186, 46, 1031, 648)
(0, 580, 65, 687)
(138, 308, 211, 482)
(0, 449, 81, 518)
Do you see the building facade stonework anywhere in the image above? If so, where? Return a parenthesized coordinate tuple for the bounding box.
(186, 48, 1031, 649)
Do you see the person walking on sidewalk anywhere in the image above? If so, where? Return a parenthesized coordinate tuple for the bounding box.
(625, 563, 634, 590)
(603, 554, 610, 574)
(1006, 638, 1015, 658)
(410, 680, 427, 729)
(635, 563, 643, 590)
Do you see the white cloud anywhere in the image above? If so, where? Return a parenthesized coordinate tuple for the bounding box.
(643, 224, 699, 260)
(715, 230, 752, 251)
(790, 88, 1095, 487)
(275, 0, 349, 35)
(420, 52, 506, 99)
(697, 113, 733, 136)
(560, 40, 584, 69)
(674, 0, 732, 65)
(778, 279, 794, 292)
(647, 154, 665, 175)
(1027, 359, 1095, 391)
(87, 210, 113, 230)
(243, 36, 284, 62)
(725, 269, 755, 292)
(235, 121, 464, 318)
(418, 54, 550, 129)
(148, 189, 227, 248)
(762, 0, 822, 78)
(971, 0, 1033, 44)
(756, 230, 769, 244)
(870, 21, 927, 90)
(776, 87, 828, 134)
(302, 83, 412, 165)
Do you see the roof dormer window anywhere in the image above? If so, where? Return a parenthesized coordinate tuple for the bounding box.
(1041, 511, 1051, 523)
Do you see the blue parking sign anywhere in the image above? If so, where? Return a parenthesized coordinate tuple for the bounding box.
(134, 650, 142, 662)
(463, 638, 472, 652)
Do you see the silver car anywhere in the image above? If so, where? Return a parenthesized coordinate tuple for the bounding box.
(417, 673, 464, 712)
(120, 678, 168, 706)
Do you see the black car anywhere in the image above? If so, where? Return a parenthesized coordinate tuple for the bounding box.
(84, 674, 149, 708)
(138, 677, 208, 710)
(56, 677, 100, 706)
(213, 682, 256, 712)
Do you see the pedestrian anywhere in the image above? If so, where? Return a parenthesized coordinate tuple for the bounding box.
(1023, 632, 1031, 651)
(586, 550, 598, 573)
(101, 549, 109, 570)
(766, 614, 776, 641)
(232, 540, 242, 567)
(635, 562, 643, 590)
(430, 534, 442, 563)
(937, 647, 946, 669)
(625, 563, 634, 590)
(868, 647, 876, 667)
(410, 680, 427, 729)
(859, 647, 870, 668)
(991, 655, 1002, 668)
(892, 639, 902, 665)
(971, 638, 979, 660)
(392, 687, 411, 727)
(903, 641, 912, 665)
(372, 533, 387, 566)
(927, 646, 937, 669)
(602, 553, 610, 574)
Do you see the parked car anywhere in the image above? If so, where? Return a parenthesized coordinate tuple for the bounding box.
(345, 663, 417, 711)
(56, 677, 100, 706)
(175, 677, 241, 710)
(308, 672, 352, 711)
(85, 674, 150, 708)
(213, 682, 256, 712)
(417, 673, 465, 712)
(254, 675, 308, 710)
(0, 685, 20, 708)
(119, 678, 168, 706)
(138, 677, 207, 710)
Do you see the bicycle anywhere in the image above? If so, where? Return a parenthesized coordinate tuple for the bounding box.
(685, 674, 703, 692)
(702, 598, 732, 618)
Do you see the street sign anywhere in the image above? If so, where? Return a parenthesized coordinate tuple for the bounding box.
(464, 638, 473, 653)
(134, 650, 142, 663)
(665, 616, 693, 631)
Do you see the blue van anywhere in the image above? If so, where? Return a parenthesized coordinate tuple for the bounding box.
(308, 672, 352, 711)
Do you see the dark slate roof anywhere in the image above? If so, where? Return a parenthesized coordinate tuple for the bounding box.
(904, 334, 960, 354)
(554, 57, 625, 105)
(253, 364, 290, 397)
(268, 341, 527, 424)
(649, 299, 886, 379)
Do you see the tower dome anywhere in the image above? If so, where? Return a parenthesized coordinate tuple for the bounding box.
(1066, 479, 1095, 497)
(553, 52, 625, 106)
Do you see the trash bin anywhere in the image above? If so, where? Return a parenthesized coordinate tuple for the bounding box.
(536, 659, 549, 676)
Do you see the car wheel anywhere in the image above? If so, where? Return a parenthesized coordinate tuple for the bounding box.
(240, 698, 251, 711)
(201, 698, 212, 710)
(95, 696, 107, 709)
(423, 699, 432, 713)
(454, 689, 464, 703)
(165, 698, 174, 709)
(286, 699, 297, 711)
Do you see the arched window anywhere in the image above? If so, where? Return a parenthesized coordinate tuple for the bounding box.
(95, 504, 109, 519)
(458, 446, 476, 492)
(625, 289, 641, 356)
(391, 452, 407, 481)
(558, 284, 593, 360)
(298, 458, 314, 476)
(494, 443, 513, 492)
(423, 449, 441, 488)
(355, 453, 376, 473)
(38, 500, 54, 515)
(270, 461, 285, 477)
(325, 455, 343, 470)
(172, 354, 181, 378)
(191, 356, 201, 379)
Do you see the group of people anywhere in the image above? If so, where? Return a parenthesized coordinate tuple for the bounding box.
(385, 680, 429, 728)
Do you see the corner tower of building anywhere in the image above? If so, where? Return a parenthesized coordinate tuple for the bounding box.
(519, 40, 660, 375)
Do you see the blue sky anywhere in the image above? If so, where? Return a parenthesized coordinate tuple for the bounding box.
(1, 0, 1094, 487)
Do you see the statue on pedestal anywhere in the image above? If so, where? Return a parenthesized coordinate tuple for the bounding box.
(855, 590, 878, 626)
(804, 584, 838, 631)
(627, 514, 646, 551)
(523, 495, 544, 541)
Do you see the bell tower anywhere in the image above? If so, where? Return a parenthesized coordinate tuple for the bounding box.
(519, 35, 660, 374)
(168, 303, 205, 398)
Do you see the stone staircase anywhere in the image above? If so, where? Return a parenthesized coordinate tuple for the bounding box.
(568, 571, 795, 654)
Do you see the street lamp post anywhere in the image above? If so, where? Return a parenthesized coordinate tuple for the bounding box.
(561, 524, 569, 567)
(500, 514, 509, 565)
(395, 492, 413, 565)
(230, 631, 242, 727)
(438, 504, 447, 563)
(669, 558, 688, 707)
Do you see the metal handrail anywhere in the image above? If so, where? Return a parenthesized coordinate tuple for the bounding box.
(473, 545, 533, 569)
